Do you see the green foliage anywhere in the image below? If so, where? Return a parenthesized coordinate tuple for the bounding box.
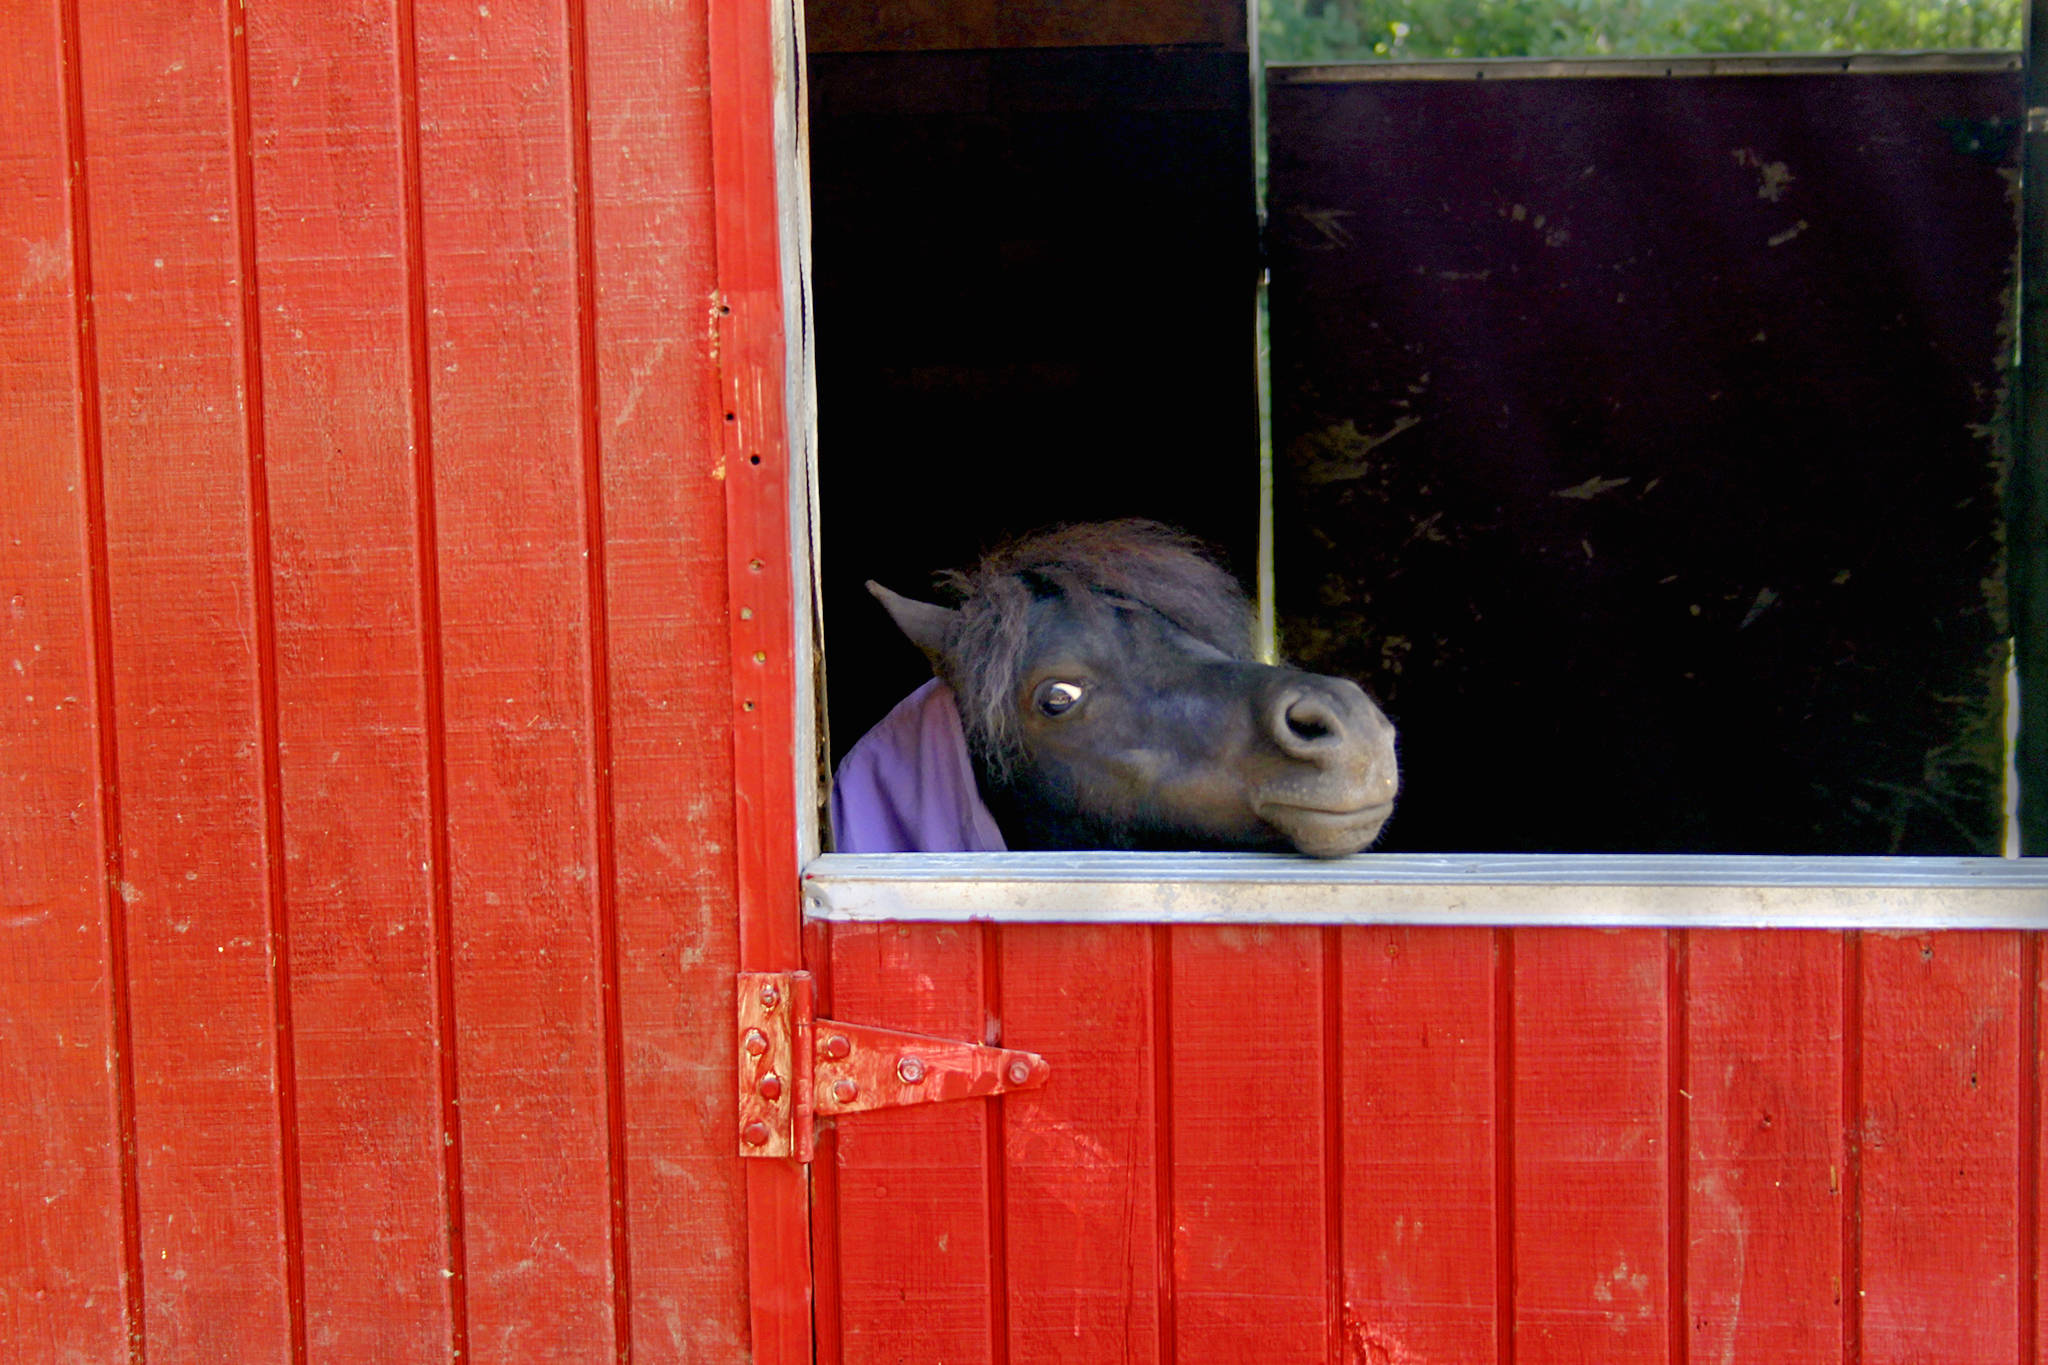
(1260, 0, 2022, 63)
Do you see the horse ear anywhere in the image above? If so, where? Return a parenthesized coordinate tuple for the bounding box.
(866, 580, 958, 669)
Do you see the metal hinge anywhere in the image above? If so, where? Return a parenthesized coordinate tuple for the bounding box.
(736, 971, 1051, 1161)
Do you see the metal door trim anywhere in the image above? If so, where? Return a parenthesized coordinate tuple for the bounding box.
(803, 851, 2048, 928)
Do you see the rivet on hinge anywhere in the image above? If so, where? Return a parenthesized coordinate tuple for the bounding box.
(735, 971, 813, 1162)
(812, 1022, 1050, 1120)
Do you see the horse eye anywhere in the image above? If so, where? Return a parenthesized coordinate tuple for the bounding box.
(1036, 681, 1085, 718)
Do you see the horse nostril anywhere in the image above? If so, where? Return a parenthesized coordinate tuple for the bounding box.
(1286, 706, 1332, 743)
(1276, 692, 1344, 752)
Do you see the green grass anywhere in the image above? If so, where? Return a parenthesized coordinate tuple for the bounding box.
(1260, 0, 2022, 63)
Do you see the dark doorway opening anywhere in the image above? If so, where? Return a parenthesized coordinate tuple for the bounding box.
(806, 6, 2026, 856)
(804, 0, 1262, 770)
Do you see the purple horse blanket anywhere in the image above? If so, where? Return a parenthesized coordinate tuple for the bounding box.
(829, 679, 1007, 853)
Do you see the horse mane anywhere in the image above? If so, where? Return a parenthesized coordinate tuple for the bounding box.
(936, 520, 1256, 772)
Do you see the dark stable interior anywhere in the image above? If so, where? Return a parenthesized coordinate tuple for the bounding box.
(804, 0, 1260, 775)
(807, 0, 2017, 855)
(1267, 65, 2018, 855)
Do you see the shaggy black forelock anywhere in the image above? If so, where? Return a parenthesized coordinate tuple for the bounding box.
(933, 520, 1256, 771)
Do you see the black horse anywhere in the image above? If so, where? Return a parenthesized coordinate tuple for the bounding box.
(842, 521, 1398, 857)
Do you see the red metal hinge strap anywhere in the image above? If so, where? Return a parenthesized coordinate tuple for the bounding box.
(736, 971, 1051, 1161)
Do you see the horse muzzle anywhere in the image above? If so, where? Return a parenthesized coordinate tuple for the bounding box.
(1252, 674, 1399, 857)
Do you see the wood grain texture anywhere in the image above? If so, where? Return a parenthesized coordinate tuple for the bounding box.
(1169, 925, 1328, 1362)
(2033, 932, 2044, 1365)
(704, 0, 811, 1352)
(24, 5, 2048, 1359)
(0, 2, 132, 1357)
(1513, 928, 1671, 1363)
(828, 922, 997, 1365)
(1860, 931, 2025, 1364)
(707, 0, 802, 979)
(1685, 930, 1846, 1363)
(74, 0, 298, 1356)
(583, 0, 752, 1355)
(412, 0, 618, 1355)
(1000, 922, 1163, 1364)
(1338, 926, 1498, 1363)
(241, 0, 460, 1358)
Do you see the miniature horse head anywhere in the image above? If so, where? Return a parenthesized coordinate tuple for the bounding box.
(870, 521, 1398, 856)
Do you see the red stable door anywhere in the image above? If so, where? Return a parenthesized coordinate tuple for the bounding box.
(767, 862, 2048, 1365)
(708, 1, 2048, 1358)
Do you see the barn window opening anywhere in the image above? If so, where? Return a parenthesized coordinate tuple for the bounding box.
(803, 0, 1267, 812)
(799, 0, 2045, 861)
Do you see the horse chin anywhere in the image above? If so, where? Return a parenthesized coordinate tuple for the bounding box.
(1255, 800, 1394, 858)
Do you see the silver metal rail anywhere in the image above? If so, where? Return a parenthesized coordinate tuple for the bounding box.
(803, 852, 2048, 928)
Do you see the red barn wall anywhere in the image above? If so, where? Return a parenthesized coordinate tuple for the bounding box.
(7, 2, 2048, 1363)
(1, 0, 754, 1359)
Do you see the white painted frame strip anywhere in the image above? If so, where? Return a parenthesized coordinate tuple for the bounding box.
(803, 852, 2048, 929)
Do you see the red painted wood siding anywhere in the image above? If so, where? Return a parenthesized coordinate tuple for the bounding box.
(2, 0, 755, 1359)
(2, 4, 133, 1358)
(815, 921, 2047, 1365)
(7, 4, 2046, 1365)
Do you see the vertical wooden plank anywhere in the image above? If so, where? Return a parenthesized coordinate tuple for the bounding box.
(828, 923, 996, 1365)
(75, 0, 297, 1357)
(1860, 931, 2024, 1363)
(705, 0, 810, 1348)
(2031, 931, 2044, 1365)
(1001, 923, 1162, 1364)
(582, 0, 751, 1356)
(412, 0, 617, 1356)
(808, 921, 847, 1365)
(1513, 928, 1670, 1364)
(0, 0, 132, 1356)
(1169, 925, 1328, 1362)
(1685, 930, 1846, 1364)
(241, 1, 459, 1359)
(706, 0, 801, 958)
(1337, 926, 1498, 1363)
